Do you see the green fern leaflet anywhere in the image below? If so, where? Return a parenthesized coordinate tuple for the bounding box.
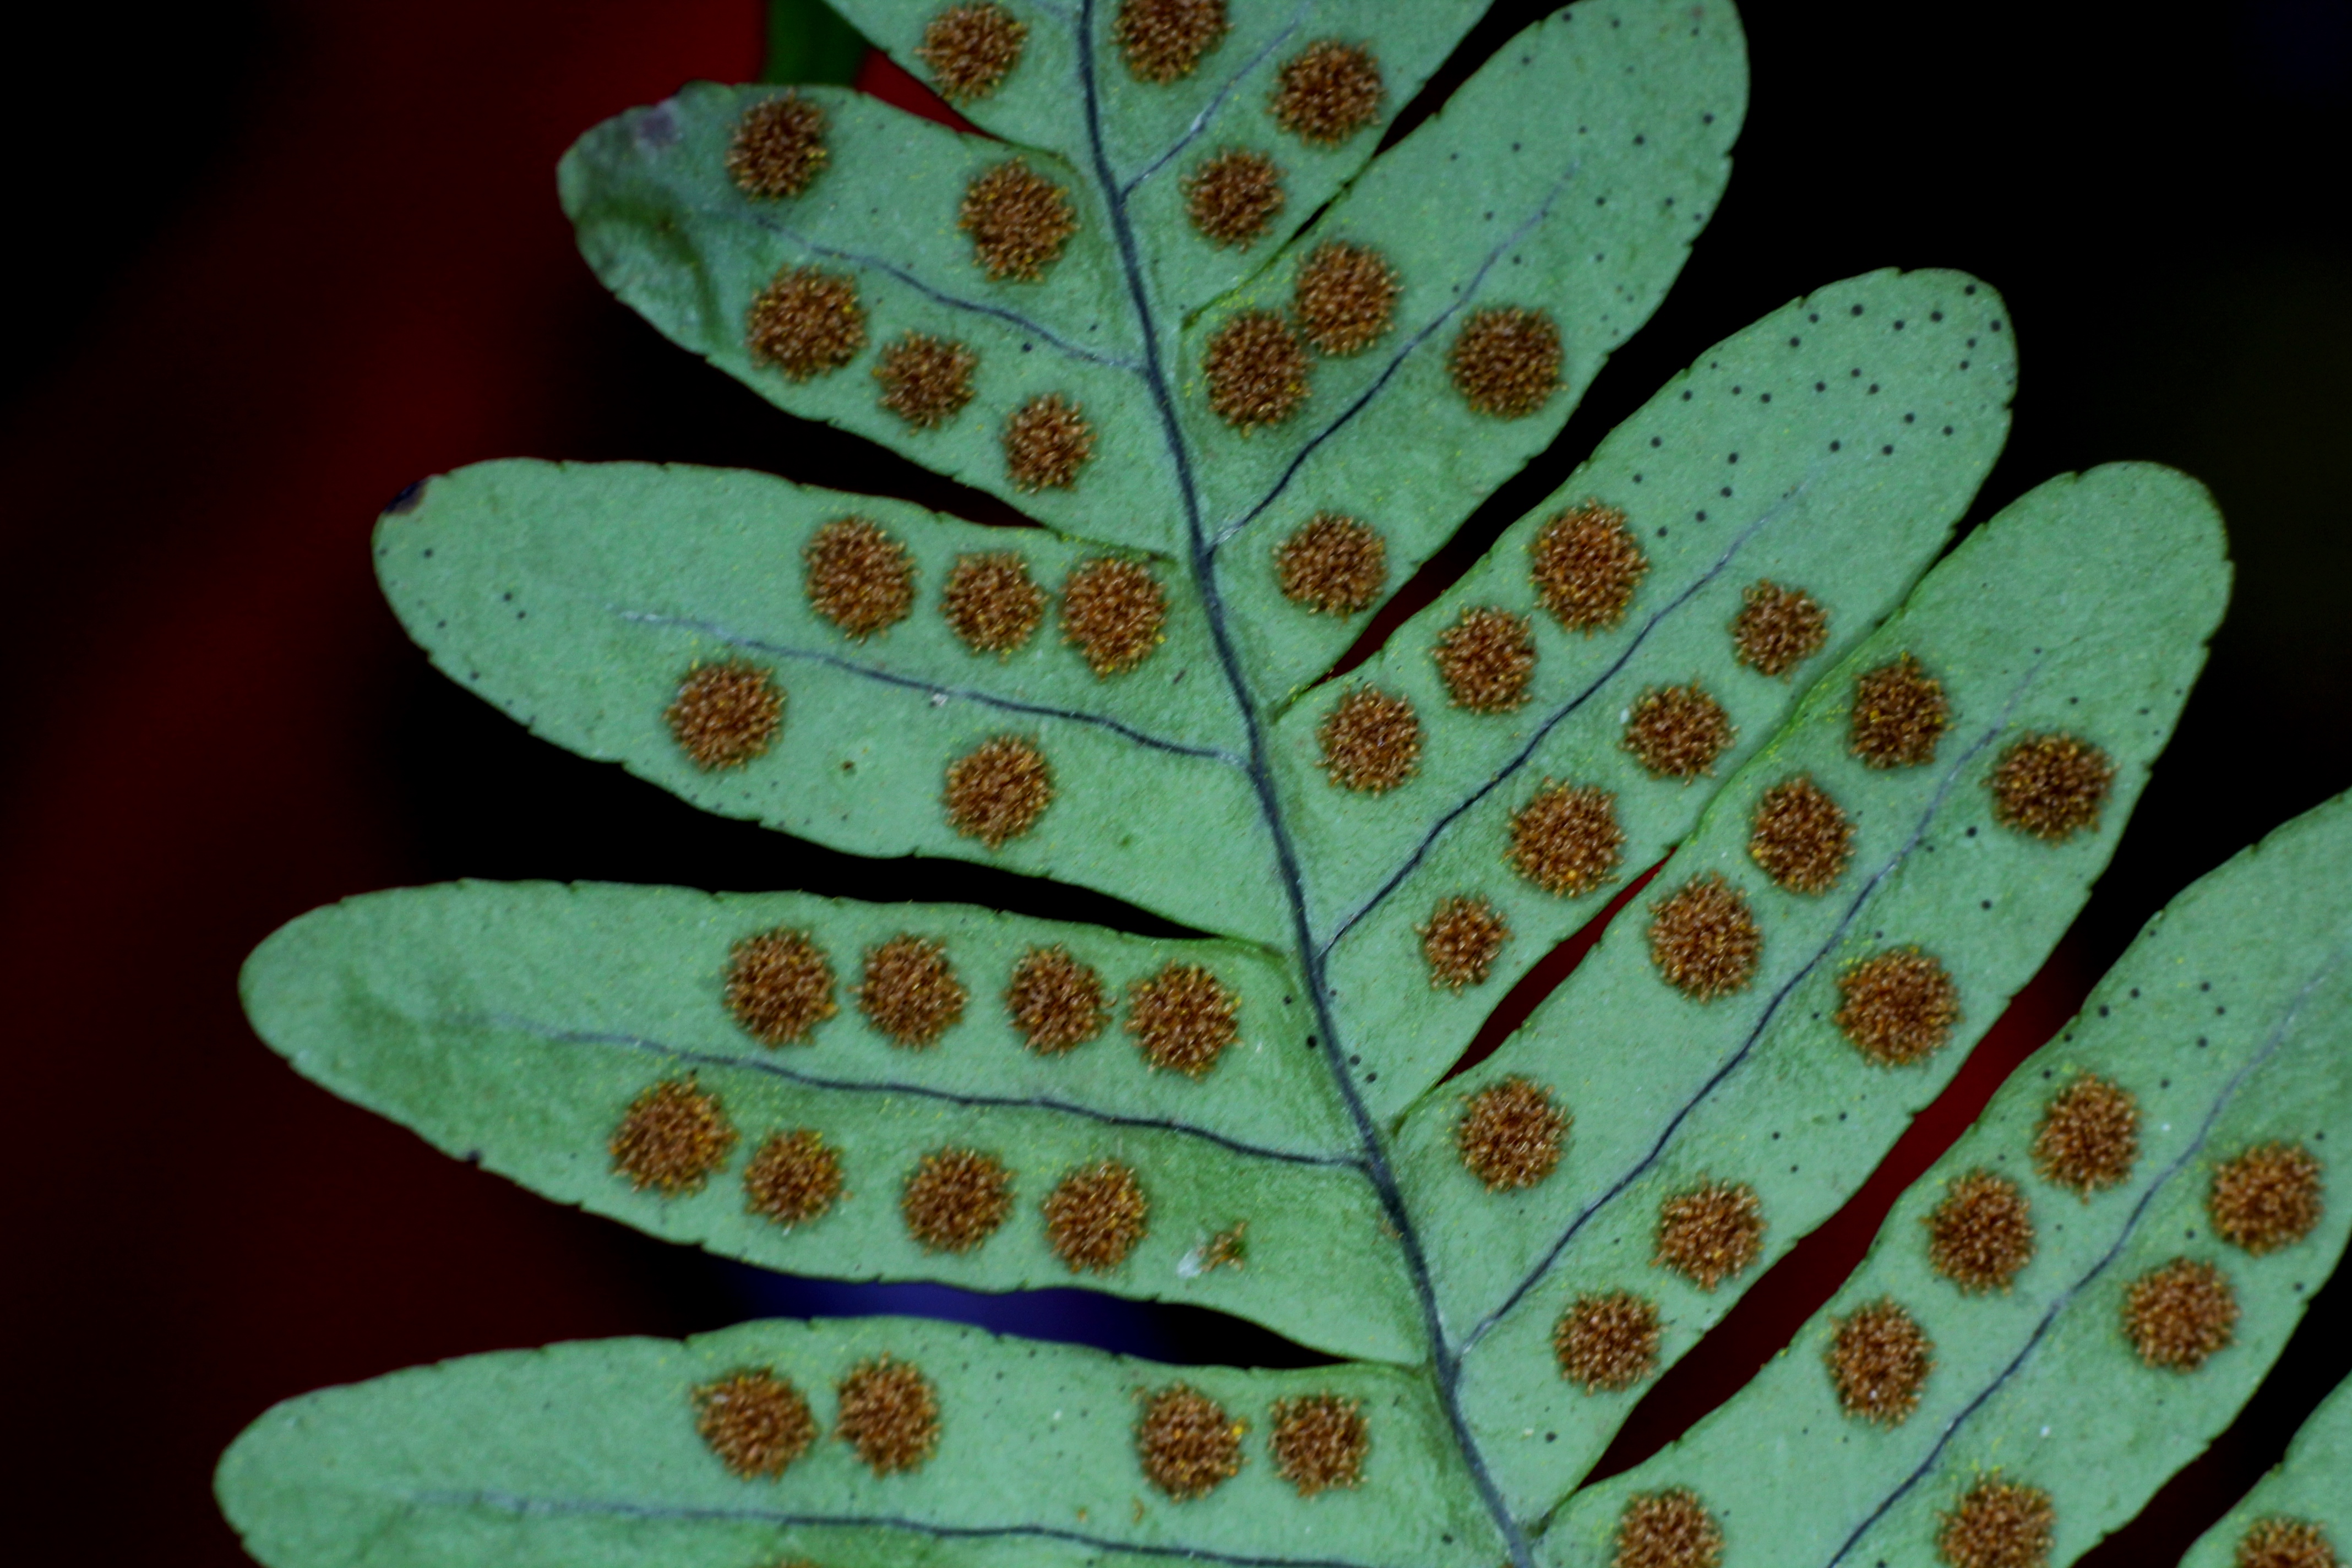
(220, 3, 2349, 1567)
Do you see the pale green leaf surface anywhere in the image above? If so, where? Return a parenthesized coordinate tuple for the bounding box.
(2179, 1374, 2351, 1568)
(834, 1, 1487, 298)
(243, 881, 1424, 1362)
(1545, 790, 2352, 1567)
(217, 1316, 1504, 1568)
(558, 0, 1740, 584)
(225, 4, 2322, 1566)
(378, 458, 1290, 943)
(1193, 3, 1744, 701)
(1285, 269, 2015, 1111)
(561, 82, 1169, 550)
(1147, 0, 1722, 411)
(1409, 463, 2228, 1507)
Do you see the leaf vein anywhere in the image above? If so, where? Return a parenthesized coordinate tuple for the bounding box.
(613, 609, 1246, 763)
(739, 210, 1146, 371)
(1319, 482, 1811, 954)
(1209, 167, 1584, 552)
(471, 1012, 1362, 1166)
(1466, 674, 2038, 1351)
(1817, 944, 2350, 1566)
(1117, 2, 1311, 198)
(412, 1489, 1402, 1568)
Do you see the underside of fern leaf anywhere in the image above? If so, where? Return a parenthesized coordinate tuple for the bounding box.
(220, 3, 2349, 1566)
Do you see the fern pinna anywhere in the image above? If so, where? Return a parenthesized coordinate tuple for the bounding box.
(218, 3, 2350, 1567)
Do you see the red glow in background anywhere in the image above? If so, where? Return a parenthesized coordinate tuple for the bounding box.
(2, 2, 2347, 1561)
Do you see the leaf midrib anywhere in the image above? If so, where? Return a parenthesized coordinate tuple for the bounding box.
(1066, 4, 1534, 1563)
(465, 1010, 1363, 1167)
(1316, 477, 1814, 955)
(611, 607, 1246, 762)
(1462, 667, 2040, 1353)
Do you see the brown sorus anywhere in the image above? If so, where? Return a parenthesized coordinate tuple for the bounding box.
(960, 159, 1077, 281)
(1836, 948, 1962, 1066)
(1127, 962, 1240, 1077)
(1061, 557, 1167, 674)
(1613, 1488, 1725, 1568)
(1204, 310, 1310, 430)
(1555, 1291, 1662, 1393)
(1270, 41, 1382, 146)
(1005, 945, 1106, 1053)
(668, 658, 783, 770)
(743, 1129, 844, 1228)
(2125, 1257, 2239, 1371)
(1991, 732, 2116, 841)
(1731, 580, 1828, 678)
(692, 1368, 815, 1478)
(1449, 306, 1562, 418)
(942, 552, 1046, 655)
(2209, 1142, 2325, 1255)
(835, 1356, 941, 1474)
(901, 1147, 1013, 1252)
(1198, 1221, 1248, 1272)
(1850, 653, 1950, 769)
(857, 934, 968, 1047)
(1276, 513, 1385, 614)
(726, 94, 827, 198)
(1749, 775, 1854, 895)
(1294, 242, 1398, 356)
(1926, 1169, 2037, 1293)
(805, 517, 916, 638)
(1625, 683, 1735, 780)
(1433, 606, 1537, 714)
(1510, 781, 1625, 897)
(916, 3, 1028, 101)
(873, 332, 978, 429)
(612, 1077, 738, 1196)
(1136, 1384, 1245, 1499)
(1115, 0, 1227, 83)
(1269, 1393, 1368, 1496)
(725, 927, 837, 1045)
(945, 734, 1054, 848)
(1003, 393, 1096, 490)
(1648, 874, 1761, 1001)
(2033, 1074, 2139, 1196)
(1656, 1179, 1764, 1291)
(1044, 1159, 1149, 1272)
(1827, 1298, 1934, 1425)
(1937, 1478, 2055, 1568)
(2236, 1520, 2339, 1568)
(1457, 1076, 1569, 1191)
(1184, 148, 1285, 248)
(1531, 500, 1647, 633)
(1420, 894, 1512, 991)
(746, 265, 867, 380)
(1318, 685, 1422, 793)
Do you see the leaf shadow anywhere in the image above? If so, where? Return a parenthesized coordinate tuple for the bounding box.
(723, 1266, 1340, 1370)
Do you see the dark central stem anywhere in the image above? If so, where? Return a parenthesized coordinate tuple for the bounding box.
(1071, 8, 1532, 1565)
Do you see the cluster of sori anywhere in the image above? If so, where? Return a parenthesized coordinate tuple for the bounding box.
(607, 928, 1248, 1268)
(689, 1353, 1373, 1502)
(1590, 1071, 2325, 1568)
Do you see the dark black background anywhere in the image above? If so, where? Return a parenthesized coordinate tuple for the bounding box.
(3, 1, 2345, 1560)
